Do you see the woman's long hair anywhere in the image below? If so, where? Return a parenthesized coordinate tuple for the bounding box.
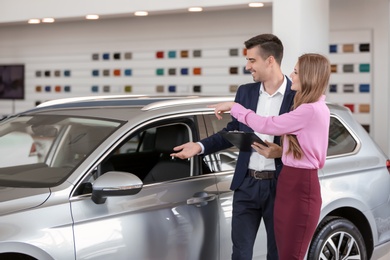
(285, 53, 331, 159)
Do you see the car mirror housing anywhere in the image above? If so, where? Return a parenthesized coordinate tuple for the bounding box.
(91, 171, 143, 204)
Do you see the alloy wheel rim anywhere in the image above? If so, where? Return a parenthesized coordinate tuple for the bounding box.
(319, 231, 361, 260)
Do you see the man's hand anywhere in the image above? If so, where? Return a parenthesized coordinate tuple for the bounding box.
(251, 140, 282, 159)
(170, 142, 202, 159)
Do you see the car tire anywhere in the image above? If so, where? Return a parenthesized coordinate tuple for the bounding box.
(307, 216, 367, 260)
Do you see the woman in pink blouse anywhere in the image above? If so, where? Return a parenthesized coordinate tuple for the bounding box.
(210, 53, 331, 260)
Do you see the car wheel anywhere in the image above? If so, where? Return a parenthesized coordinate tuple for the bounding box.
(307, 216, 367, 260)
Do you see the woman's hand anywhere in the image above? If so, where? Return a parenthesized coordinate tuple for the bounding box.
(251, 140, 283, 159)
(208, 102, 236, 120)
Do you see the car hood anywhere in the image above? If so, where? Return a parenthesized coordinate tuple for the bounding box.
(0, 186, 50, 216)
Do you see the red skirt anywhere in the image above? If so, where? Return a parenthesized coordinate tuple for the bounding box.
(274, 165, 322, 260)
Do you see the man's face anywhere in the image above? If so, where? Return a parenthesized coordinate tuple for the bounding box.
(245, 47, 270, 82)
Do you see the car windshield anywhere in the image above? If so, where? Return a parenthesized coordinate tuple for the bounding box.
(0, 115, 122, 188)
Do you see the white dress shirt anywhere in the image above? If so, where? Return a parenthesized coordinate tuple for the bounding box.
(248, 77, 287, 171)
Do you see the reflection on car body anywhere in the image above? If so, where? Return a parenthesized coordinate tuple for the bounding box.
(0, 95, 389, 260)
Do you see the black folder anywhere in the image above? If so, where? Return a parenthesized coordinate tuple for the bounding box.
(220, 131, 268, 151)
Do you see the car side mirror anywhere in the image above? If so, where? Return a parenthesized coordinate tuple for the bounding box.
(91, 171, 143, 204)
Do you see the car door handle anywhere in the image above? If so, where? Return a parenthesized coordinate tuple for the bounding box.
(187, 192, 217, 207)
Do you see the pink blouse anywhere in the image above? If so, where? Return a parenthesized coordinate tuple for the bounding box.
(230, 95, 330, 169)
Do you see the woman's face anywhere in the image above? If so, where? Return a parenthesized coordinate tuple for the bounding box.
(290, 62, 301, 91)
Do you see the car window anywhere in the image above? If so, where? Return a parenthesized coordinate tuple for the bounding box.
(202, 114, 358, 167)
(0, 115, 122, 188)
(203, 114, 238, 172)
(96, 121, 195, 184)
(327, 115, 358, 157)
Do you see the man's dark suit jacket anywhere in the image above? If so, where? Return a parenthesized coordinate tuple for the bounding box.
(200, 77, 295, 190)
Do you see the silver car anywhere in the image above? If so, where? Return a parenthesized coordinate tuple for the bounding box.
(0, 95, 389, 260)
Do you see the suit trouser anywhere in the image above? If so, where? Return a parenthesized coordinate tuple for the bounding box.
(231, 174, 278, 260)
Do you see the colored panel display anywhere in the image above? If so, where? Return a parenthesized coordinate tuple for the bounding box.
(102, 53, 110, 60)
(124, 52, 132, 59)
(193, 68, 201, 75)
(359, 84, 370, 93)
(329, 44, 337, 53)
(156, 51, 164, 59)
(168, 51, 176, 58)
(91, 86, 99, 92)
(229, 49, 239, 56)
(230, 67, 238, 74)
(342, 44, 354, 52)
(359, 104, 370, 113)
(343, 64, 354, 73)
(156, 85, 164, 92)
(92, 53, 99, 60)
(359, 64, 370, 72)
(156, 68, 164, 76)
(362, 125, 370, 133)
(344, 104, 354, 112)
(243, 67, 251, 74)
(329, 84, 337, 93)
(124, 85, 132, 92)
(230, 85, 238, 92)
(113, 53, 121, 60)
(359, 43, 370, 52)
(124, 69, 132, 76)
(180, 68, 188, 75)
(343, 84, 354, 93)
(193, 85, 201, 92)
(193, 50, 201, 57)
(113, 69, 121, 76)
(180, 50, 188, 58)
(103, 85, 110, 92)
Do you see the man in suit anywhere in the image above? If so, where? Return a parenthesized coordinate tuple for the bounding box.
(171, 34, 295, 260)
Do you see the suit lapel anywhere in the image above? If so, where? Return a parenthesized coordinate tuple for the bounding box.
(279, 76, 295, 114)
(249, 83, 261, 111)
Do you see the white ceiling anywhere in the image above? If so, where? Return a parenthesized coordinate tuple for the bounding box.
(1, 0, 273, 25)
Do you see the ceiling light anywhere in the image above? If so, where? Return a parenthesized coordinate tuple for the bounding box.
(134, 11, 148, 16)
(86, 14, 99, 20)
(28, 19, 40, 24)
(42, 18, 55, 23)
(249, 2, 265, 7)
(188, 7, 203, 12)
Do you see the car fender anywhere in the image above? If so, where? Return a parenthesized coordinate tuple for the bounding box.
(0, 242, 55, 260)
(319, 196, 378, 244)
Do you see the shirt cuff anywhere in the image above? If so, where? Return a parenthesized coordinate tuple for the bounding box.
(197, 142, 205, 154)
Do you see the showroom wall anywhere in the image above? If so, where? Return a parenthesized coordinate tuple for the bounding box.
(0, 7, 272, 114)
(0, 0, 389, 155)
(328, 0, 389, 155)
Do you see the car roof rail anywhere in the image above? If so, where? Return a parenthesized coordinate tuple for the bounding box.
(36, 94, 149, 108)
(141, 96, 235, 111)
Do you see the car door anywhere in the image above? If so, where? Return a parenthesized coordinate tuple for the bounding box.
(202, 112, 268, 259)
(70, 116, 222, 260)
